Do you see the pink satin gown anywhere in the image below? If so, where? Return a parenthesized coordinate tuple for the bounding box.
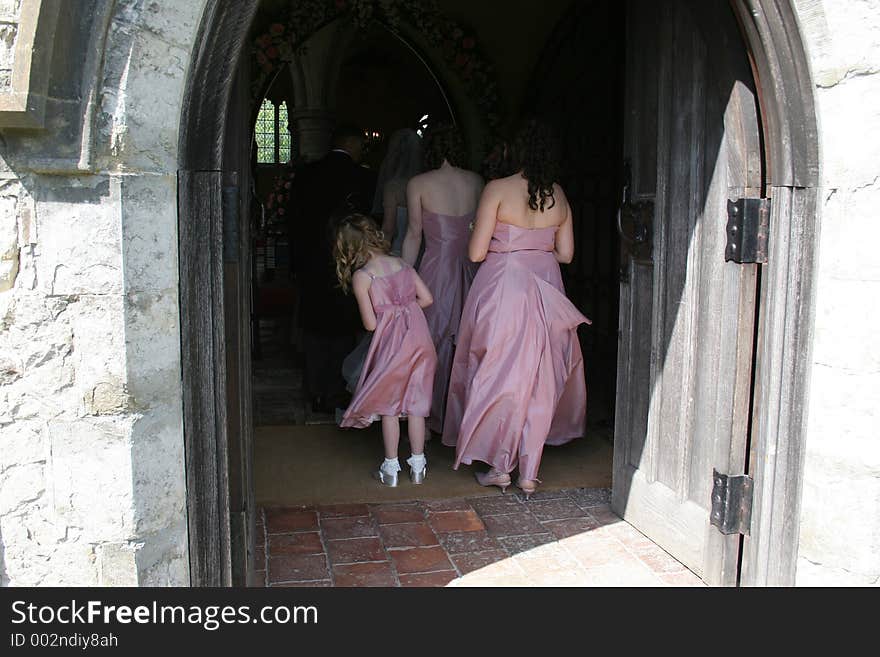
(417, 210, 478, 434)
(340, 262, 438, 429)
(441, 223, 591, 481)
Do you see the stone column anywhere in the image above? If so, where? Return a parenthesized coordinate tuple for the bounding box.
(286, 17, 358, 161)
(290, 109, 333, 162)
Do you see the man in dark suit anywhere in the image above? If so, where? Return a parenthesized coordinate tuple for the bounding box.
(287, 124, 377, 414)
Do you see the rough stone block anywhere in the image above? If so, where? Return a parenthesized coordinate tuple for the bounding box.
(129, 413, 186, 536)
(33, 175, 122, 296)
(135, 522, 190, 586)
(797, 450, 880, 583)
(47, 417, 134, 539)
(123, 289, 181, 410)
(806, 366, 880, 453)
(814, 75, 880, 189)
(811, 279, 880, 373)
(0, 194, 17, 291)
(0, 420, 46, 471)
(0, 461, 44, 515)
(66, 294, 128, 414)
(95, 14, 197, 173)
(119, 174, 179, 293)
(97, 541, 139, 586)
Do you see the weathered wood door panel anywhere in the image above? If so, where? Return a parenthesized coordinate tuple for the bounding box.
(613, 0, 762, 585)
(222, 58, 257, 588)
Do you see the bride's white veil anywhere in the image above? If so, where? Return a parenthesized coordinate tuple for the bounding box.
(371, 128, 423, 214)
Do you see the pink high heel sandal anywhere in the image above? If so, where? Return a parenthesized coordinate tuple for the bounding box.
(475, 468, 512, 494)
(516, 478, 541, 501)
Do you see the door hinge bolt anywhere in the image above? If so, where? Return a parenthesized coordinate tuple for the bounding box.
(710, 469, 753, 535)
(726, 198, 769, 263)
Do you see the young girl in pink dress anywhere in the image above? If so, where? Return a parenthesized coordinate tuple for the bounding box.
(334, 214, 438, 486)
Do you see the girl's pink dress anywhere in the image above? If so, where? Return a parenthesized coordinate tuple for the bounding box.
(417, 210, 478, 433)
(441, 223, 591, 480)
(340, 262, 438, 429)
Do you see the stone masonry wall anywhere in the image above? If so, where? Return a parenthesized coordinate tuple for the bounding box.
(0, 0, 20, 92)
(793, 0, 880, 586)
(0, 0, 206, 585)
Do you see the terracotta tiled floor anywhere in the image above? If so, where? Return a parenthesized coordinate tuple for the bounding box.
(255, 488, 704, 587)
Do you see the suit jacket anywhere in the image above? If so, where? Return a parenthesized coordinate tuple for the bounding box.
(286, 150, 377, 334)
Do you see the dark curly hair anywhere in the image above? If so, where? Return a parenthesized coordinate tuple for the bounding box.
(422, 123, 467, 170)
(512, 119, 561, 212)
(481, 137, 517, 180)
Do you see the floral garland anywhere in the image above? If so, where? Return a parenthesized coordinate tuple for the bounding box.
(261, 168, 296, 234)
(252, 0, 501, 128)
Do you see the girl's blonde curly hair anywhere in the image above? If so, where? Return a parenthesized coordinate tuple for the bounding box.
(332, 214, 391, 293)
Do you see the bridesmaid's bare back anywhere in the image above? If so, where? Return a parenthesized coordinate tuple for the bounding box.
(407, 164, 483, 216)
(492, 173, 571, 229)
(469, 172, 574, 264)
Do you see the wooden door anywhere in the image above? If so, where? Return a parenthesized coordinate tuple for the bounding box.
(613, 0, 762, 585)
(222, 58, 258, 587)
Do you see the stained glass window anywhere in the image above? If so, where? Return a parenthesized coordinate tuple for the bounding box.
(256, 99, 276, 164)
(278, 101, 291, 164)
(255, 98, 294, 164)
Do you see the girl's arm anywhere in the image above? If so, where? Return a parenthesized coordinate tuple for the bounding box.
(553, 194, 575, 264)
(381, 182, 397, 241)
(351, 270, 378, 331)
(412, 270, 434, 309)
(402, 178, 423, 266)
(468, 181, 501, 263)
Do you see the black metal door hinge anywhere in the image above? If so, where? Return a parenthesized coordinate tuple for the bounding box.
(710, 469, 753, 535)
(726, 198, 769, 263)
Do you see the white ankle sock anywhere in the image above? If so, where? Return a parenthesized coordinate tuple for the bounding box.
(381, 458, 401, 475)
(407, 454, 426, 472)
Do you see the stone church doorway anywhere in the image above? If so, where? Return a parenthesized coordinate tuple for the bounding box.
(178, 0, 819, 587)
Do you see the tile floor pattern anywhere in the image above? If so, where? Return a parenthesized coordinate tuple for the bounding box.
(256, 488, 704, 587)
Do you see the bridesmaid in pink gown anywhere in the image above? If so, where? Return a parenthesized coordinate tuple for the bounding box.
(441, 120, 591, 498)
(335, 215, 438, 486)
(402, 124, 483, 434)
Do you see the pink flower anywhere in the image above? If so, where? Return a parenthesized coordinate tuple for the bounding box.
(269, 23, 285, 36)
(462, 36, 475, 49)
(284, 181, 292, 189)
(277, 208, 285, 216)
(455, 53, 468, 68)
(256, 51, 268, 66)
(266, 46, 279, 60)
(256, 34, 272, 48)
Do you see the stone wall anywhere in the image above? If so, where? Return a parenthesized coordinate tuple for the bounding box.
(0, 0, 20, 92)
(793, 0, 880, 586)
(0, 0, 205, 586)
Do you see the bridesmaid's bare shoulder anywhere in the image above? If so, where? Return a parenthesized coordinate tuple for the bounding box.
(406, 170, 433, 191)
(481, 177, 509, 198)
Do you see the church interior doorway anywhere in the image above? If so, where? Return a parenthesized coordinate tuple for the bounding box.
(178, 0, 817, 587)
(246, 0, 621, 517)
